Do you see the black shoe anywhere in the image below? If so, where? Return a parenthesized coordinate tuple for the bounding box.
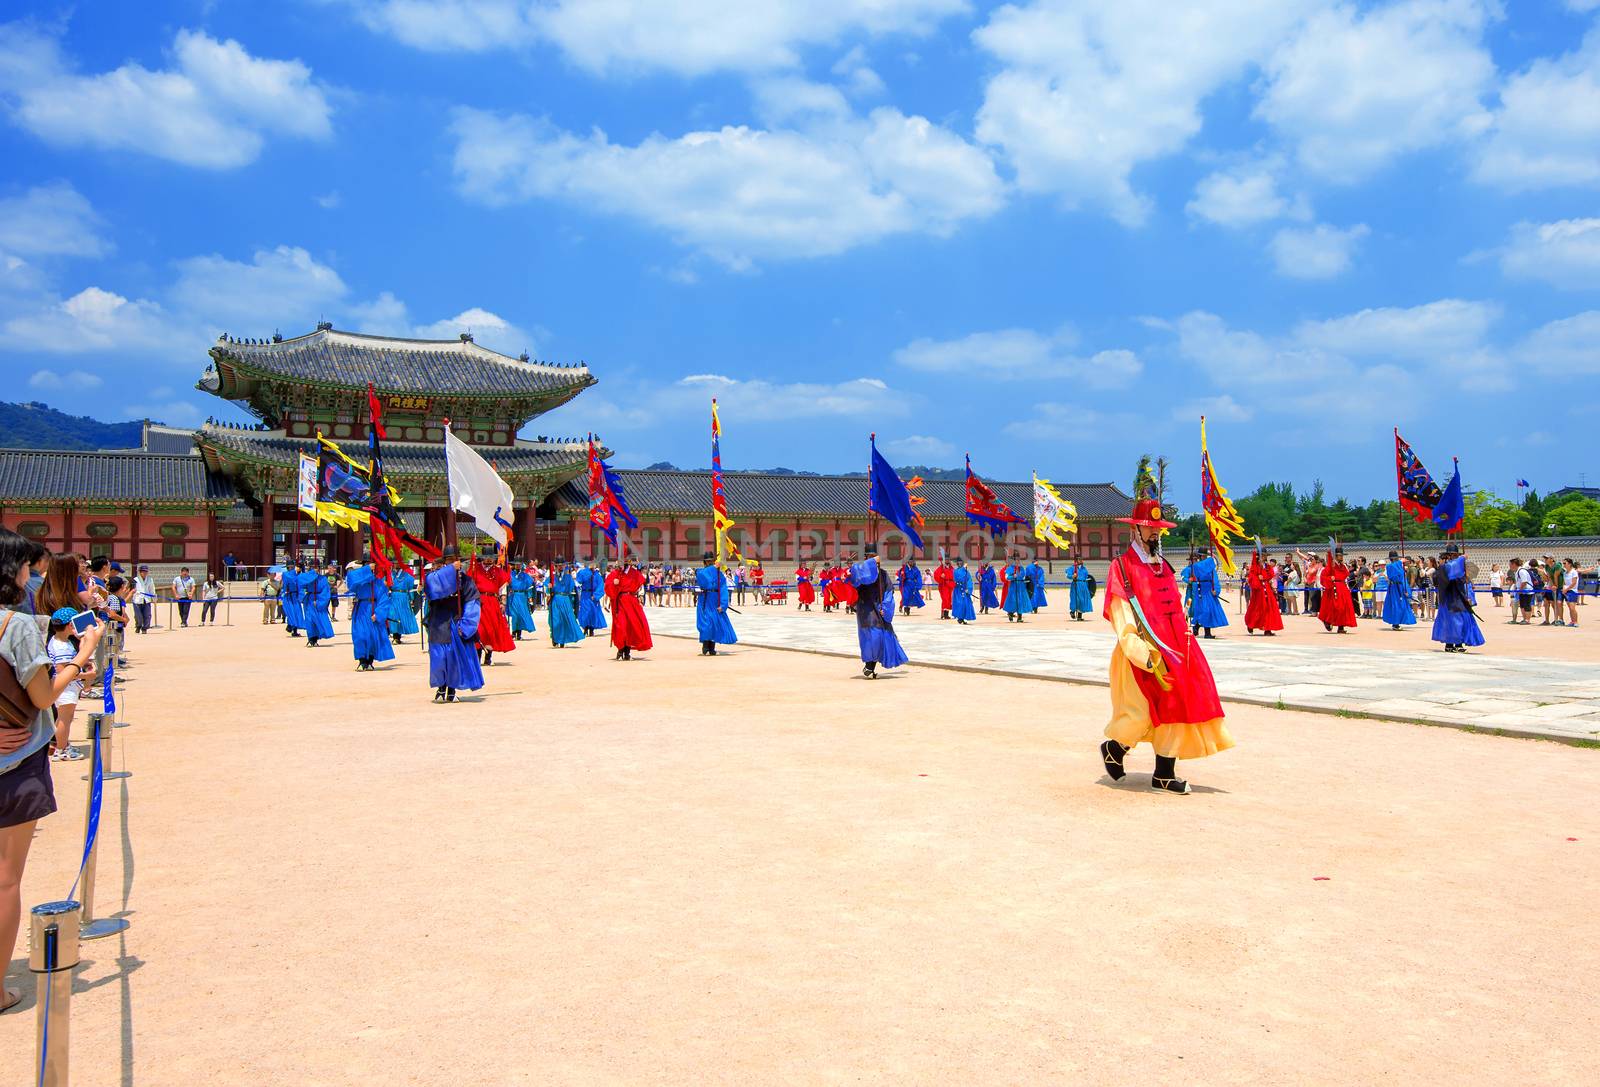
(434, 687, 446, 703)
(862, 662, 876, 679)
(1100, 740, 1127, 781)
(446, 688, 457, 702)
(1203, 631, 1215, 639)
(1151, 776, 1191, 795)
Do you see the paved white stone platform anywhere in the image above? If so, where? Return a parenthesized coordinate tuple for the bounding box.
(647, 607, 1600, 744)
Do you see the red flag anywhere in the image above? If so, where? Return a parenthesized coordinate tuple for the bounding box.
(367, 382, 387, 440)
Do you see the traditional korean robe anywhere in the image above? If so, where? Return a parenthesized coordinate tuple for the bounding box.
(346, 566, 395, 663)
(303, 570, 336, 641)
(506, 569, 537, 635)
(1243, 556, 1283, 633)
(1431, 555, 1485, 647)
(795, 566, 816, 605)
(1002, 563, 1034, 616)
(424, 564, 484, 691)
(388, 569, 420, 637)
(1319, 557, 1359, 629)
(934, 563, 956, 611)
(281, 570, 304, 632)
(605, 567, 653, 651)
(1188, 555, 1229, 630)
(951, 566, 976, 621)
(1026, 561, 1047, 609)
(576, 567, 609, 632)
(548, 568, 585, 646)
(1103, 540, 1232, 760)
(899, 564, 926, 608)
(979, 565, 999, 611)
(1068, 564, 1094, 616)
(467, 561, 516, 653)
(850, 557, 908, 668)
(1381, 559, 1416, 627)
(695, 565, 738, 645)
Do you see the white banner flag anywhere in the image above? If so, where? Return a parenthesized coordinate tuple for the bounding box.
(444, 424, 515, 547)
(297, 453, 318, 516)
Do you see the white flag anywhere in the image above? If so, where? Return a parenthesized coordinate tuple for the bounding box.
(445, 424, 515, 547)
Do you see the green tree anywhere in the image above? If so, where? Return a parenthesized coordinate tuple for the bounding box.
(1462, 491, 1523, 538)
(1235, 481, 1297, 541)
(1544, 498, 1600, 536)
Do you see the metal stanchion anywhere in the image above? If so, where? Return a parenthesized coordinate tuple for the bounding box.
(30, 899, 81, 1087)
(81, 713, 130, 785)
(77, 716, 130, 943)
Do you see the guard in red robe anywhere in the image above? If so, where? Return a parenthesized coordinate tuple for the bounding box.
(834, 558, 858, 607)
(467, 556, 516, 664)
(795, 564, 815, 610)
(604, 557, 652, 660)
(1318, 546, 1358, 633)
(1244, 553, 1284, 635)
(933, 560, 956, 620)
(1100, 499, 1233, 795)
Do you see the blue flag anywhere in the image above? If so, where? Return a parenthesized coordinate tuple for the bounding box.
(869, 437, 924, 550)
(1432, 459, 1465, 534)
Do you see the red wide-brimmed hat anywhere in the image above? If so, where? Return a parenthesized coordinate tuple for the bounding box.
(1115, 497, 1177, 530)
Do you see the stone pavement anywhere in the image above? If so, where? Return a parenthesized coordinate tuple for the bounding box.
(647, 606, 1600, 744)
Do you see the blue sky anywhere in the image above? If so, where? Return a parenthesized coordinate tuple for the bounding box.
(2, 1, 1597, 510)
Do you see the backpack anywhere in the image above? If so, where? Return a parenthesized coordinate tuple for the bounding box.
(1527, 566, 1545, 591)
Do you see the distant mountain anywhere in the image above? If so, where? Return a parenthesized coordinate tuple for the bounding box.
(636, 461, 965, 480)
(0, 401, 144, 451)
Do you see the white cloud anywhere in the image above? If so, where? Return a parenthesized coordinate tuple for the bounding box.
(2, 286, 185, 354)
(1293, 298, 1499, 359)
(973, 0, 1321, 225)
(27, 367, 102, 390)
(0, 182, 110, 258)
(1001, 403, 1136, 443)
(833, 45, 886, 97)
(1473, 29, 1600, 191)
(449, 106, 1003, 265)
(1255, 0, 1496, 183)
(1186, 159, 1308, 228)
(171, 246, 347, 333)
(1174, 395, 1251, 424)
(315, 190, 342, 210)
(892, 325, 1141, 385)
(345, 291, 535, 357)
(336, 0, 966, 72)
(1269, 222, 1369, 279)
(1497, 219, 1600, 289)
(884, 434, 954, 460)
(1516, 311, 1600, 374)
(0, 22, 332, 169)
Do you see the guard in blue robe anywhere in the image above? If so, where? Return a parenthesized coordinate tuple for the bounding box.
(424, 549, 484, 701)
(1002, 560, 1034, 622)
(302, 566, 335, 646)
(388, 567, 420, 641)
(899, 562, 926, 615)
(281, 563, 304, 635)
(548, 563, 585, 647)
(1381, 551, 1416, 629)
(576, 564, 608, 635)
(850, 546, 908, 677)
(951, 559, 976, 624)
(1179, 556, 1197, 616)
(506, 563, 537, 638)
(1027, 560, 1048, 610)
(1068, 559, 1094, 620)
(694, 553, 738, 655)
(346, 562, 394, 669)
(1431, 547, 1484, 651)
(1187, 550, 1229, 637)
(979, 564, 999, 613)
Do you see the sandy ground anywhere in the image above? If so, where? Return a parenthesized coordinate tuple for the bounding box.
(5, 617, 1597, 1085)
(715, 592, 1600, 664)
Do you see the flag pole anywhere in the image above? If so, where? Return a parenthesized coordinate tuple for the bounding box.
(1395, 427, 1406, 559)
(869, 432, 880, 554)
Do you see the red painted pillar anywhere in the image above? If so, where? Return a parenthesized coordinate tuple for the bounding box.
(129, 507, 141, 567)
(62, 506, 75, 556)
(259, 494, 275, 568)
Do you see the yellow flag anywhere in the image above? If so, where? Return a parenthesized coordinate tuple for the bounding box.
(1032, 473, 1078, 550)
(1200, 416, 1246, 575)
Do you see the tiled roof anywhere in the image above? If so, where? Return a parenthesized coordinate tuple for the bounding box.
(196, 426, 590, 476)
(553, 470, 1133, 519)
(0, 450, 236, 505)
(204, 326, 595, 398)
